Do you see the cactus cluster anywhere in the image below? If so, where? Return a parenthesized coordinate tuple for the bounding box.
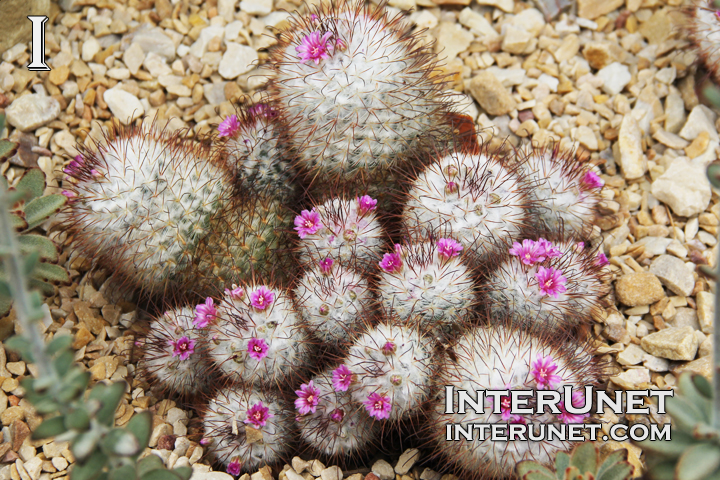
(50, 0, 614, 476)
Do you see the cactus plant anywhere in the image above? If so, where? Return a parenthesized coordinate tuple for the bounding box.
(294, 195, 385, 269)
(344, 321, 436, 421)
(426, 321, 604, 478)
(516, 441, 634, 480)
(268, 0, 450, 185)
(293, 258, 373, 348)
(205, 284, 312, 386)
(376, 239, 477, 333)
(517, 144, 604, 241)
(136, 307, 213, 399)
(483, 238, 609, 329)
(0, 168, 69, 317)
(295, 367, 378, 462)
(402, 147, 533, 264)
(202, 384, 294, 474)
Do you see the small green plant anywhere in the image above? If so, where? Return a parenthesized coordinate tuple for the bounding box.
(516, 441, 634, 480)
(0, 178, 191, 480)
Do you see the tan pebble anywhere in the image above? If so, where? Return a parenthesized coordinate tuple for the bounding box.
(2, 378, 19, 393)
(615, 272, 665, 306)
(51, 457, 68, 471)
(89, 363, 106, 381)
(72, 327, 94, 350)
(5, 363, 24, 377)
(685, 131, 710, 159)
(1, 407, 24, 426)
(48, 66, 70, 86)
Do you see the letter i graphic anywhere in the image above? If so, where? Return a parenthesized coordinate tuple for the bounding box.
(27, 16, 51, 71)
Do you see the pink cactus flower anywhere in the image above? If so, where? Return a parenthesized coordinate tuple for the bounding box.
(558, 391, 590, 424)
(224, 285, 245, 299)
(379, 251, 403, 273)
(364, 393, 392, 420)
(381, 341, 396, 355)
(531, 354, 563, 390)
(535, 266, 567, 298)
(218, 114, 240, 138)
(194, 297, 216, 328)
(295, 381, 321, 415)
(581, 171, 604, 189)
(227, 459, 242, 476)
(64, 155, 84, 177)
(247, 338, 269, 361)
(244, 401, 273, 428)
(250, 286, 274, 310)
(61, 190, 77, 199)
(437, 238, 463, 259)
(595, 252, 609, 266)
(509, 239, 546, 266)
(294, 209, 322, 238)
(169, 336, 195, 360)
(536, 238, 562, 258)
(319, 257, 334, 274)
(296, 31, 335, 64)
(357, 195, 378, 215)
(332, 365, 353, 392)
(330, 408, 345, 422)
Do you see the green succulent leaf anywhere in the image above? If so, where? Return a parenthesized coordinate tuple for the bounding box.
(32, 415, 68, 439)
(0, 139, 18, 162)
(65, 408, 91, 431)
(10, 212, 26, 230)
(637, 429, 694, 458)
(72, 429, 102, 462)
(171, 467, 192, 480)
(24, 194, 66, 230)
(53, 350, 75, 377)
(46, 334, 73, 356)
(29, 277, 56, 296)
(676, 444, 720, 480)
(101, 428, 141, 457)
(137, 455, 164, 476)
(125, 411, 152, 449)
(141, 470, 187, 480)
(57, 370, 91, 404)
(23, 250, 40, 277)
(691, 373, 713, 399)
(517, 461, 555, 478)
(6, 335, 33, 361)
(597, 460, 633, 480)
(665, 394, 708, 430)
(18, 234, 58, 261)
(31, 261, 69, 284)
(70, 450, 108, 480)
(569, 441, 597, 474)
(89, 381, 127, 427)
(0, 295, 10, 318)
(16, 169, 46, 201)
(108, 465, 136, 480)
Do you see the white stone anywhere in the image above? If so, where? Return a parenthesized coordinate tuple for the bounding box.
(389, 0, 416, 9)
(574, 126, 598, 150)
(656, 66, 676, 84)
(190, 472, 234, 480)
(597, 62, 631, 96)
(664, 91, 685, 134)
(190, 26, 226, 58)
(538, 73, 559, 92)
(501, 25, 533, 55)
(144, 52, 173, 77)
(224, 20, 244, 41)
(5, 94, 61, 132)
(508, 8, 545, 37)
(103, 87, 145, 125)
(412, 10, 439, 30)
(459, 8, 498, 38)
(106, 67, 130, 80)
(617, 114, 646, 180)
(122, 42, 145, 75)
(218, 0, 237, 21)
(131, 27, 176, 60)
(652, 157, 712, 217)
(81, 37, 101, 62)
(476, 0, 514, 14)
(680, 105, 719, 142)
(219, 42, 258, 79)
(204, 82, 228, 105)
(2, 43, 26, 63)
(240, 0, 273, 16)
(436, 22, 474, 61)
(484, 66, 526, 86)
(262, 11, 290, 27)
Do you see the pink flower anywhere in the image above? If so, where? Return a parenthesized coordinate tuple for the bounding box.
(332, 365, 353, 391)
(218, 115, 240, 138)
(437, 238, 463, 259)
(499, 394, 513, 421)
(509, 239, 546, 266)
(595, 252, 609, 266)
(357, 195, 378, 215)
(531, 354, 563, 390)
(250, 286, 274, 310)
(295, 381, 321, 415)
(199, 438, 210, 446)
(224, 285, 245, 299)
(62, 190, 77, 199)
(330, 408, 344, 422)
(247, 338, 269, 360)
(581, 171, 604, 189)
(194, 297, 216, 328)
(558, 391, 590, 424)
(364, 393, 392, 420)
(296, 31, 335, 64)
(319, 257, 334, 274)
(64, 155, 84, 177)
(249, 103, 276, 118)
(535, 266, 567, 298)
(170, 336, 195, 360)
(227, 459, 242, 476)
(510, 414, 527, 424)
(379, 251, 403, 273)
(381, 341, 396, 355)
(244, 401, 273, 428)
(294, 209, 322, 238)
(536, 238, 562, 258)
